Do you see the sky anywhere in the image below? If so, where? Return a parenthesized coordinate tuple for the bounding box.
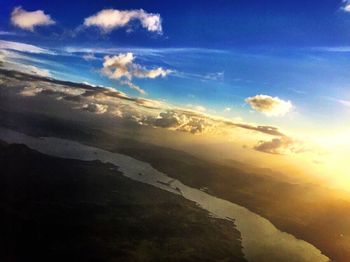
(1, 0, 350, 188)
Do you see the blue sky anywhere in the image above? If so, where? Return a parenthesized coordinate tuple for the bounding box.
(2, 0, 350, 48)
(1, 0, 350, 131)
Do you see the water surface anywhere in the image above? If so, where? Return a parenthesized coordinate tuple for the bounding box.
(0, 128, 329, 262)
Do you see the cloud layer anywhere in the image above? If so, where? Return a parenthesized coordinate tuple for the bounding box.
(0, 40, 54, 54)
(0, 69, 314, 158)
(84, 9, 162, 34)
(3, 70, 289, 140)
(11, 6, 55, 31)
(245, 94, 293, 116)
(0, 49, 52, 77)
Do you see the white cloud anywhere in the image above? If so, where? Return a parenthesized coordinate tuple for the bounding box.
(101, 52, 170, 94)
(133, 66, 171, 79)
(245, 94, 293, 116)
(84, 9, 162, 34)
(342, 0, 350, 12)
(11, 6, 55, 31)
(102, 53, 134, 80)
(224, 107, 231, 112)
(0, 40, 54, 54)
(102, 52, 171, 80)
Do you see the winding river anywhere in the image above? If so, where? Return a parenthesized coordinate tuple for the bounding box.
(0, 128, 329, 262)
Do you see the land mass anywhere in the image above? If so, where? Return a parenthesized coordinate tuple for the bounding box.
(0, 141, 246, 262)
(1, 69, 350, 261)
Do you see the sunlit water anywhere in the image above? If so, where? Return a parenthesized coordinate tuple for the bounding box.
(0, 128, 329, 262)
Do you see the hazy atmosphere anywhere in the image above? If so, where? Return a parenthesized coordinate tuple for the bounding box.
(1, 1, 350, 261)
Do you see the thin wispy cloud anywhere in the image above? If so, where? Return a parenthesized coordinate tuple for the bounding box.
(120, 80, 146, 95)
(0, 47, 52, 77)
(0, 31, 19, 36)
(311, 46, 350, 52)
(64, 46, 226, 56)
(186, 104, 206, 112)
(0, 40, 54, 55)
(82, 53, 98, 61)
(1, 58, 51, 77)
(338, 99, 350, 107)
(326, 97, 350, 108)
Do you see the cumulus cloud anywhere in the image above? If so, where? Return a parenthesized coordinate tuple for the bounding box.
(254, 137, 294, 155)
(145, 111, 182, 128)
(101, 52, 171, 94)
(81, 103, 108, 114)
(254, 136, 308, 155)
(102, 53, 171, 80)
(84, 9, 162, 34)
(102, 53, 134, 79)
(11, 6, 55, 31)
(245, 94, 293, 116)
(141, 110, 212, 134)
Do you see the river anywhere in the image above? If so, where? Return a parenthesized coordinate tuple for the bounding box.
(0, 128, 329, 262)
